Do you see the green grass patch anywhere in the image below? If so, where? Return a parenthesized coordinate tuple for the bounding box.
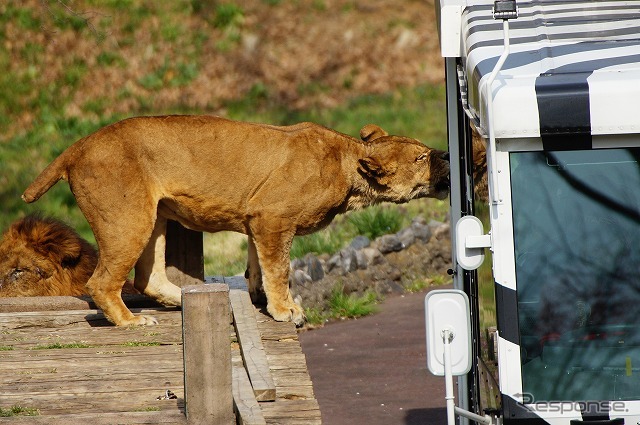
(291, 232, 344, 259)
(121, 341, 162, 347)
(0, 406, 39, 417)
(0, 346, 14, 351)
(405, 274, 451, 293)
(303, 307, 329, 326)
(213, 3, 244, 28)
(31, 342, 91, 350)
(328, 285, 379, 319)
(347, 205, 403, 241)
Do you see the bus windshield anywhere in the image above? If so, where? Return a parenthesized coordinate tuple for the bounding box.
(510, 148, 640, 402)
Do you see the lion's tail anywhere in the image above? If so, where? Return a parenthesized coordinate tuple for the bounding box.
(22, 146, 74, 204)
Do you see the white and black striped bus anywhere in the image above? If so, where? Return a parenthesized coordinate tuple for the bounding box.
(428, 1, 640, 424)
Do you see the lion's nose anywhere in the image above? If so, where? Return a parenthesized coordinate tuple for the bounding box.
(434, 150, 449, 162)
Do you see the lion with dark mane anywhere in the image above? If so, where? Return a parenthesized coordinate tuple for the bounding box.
(0, 215, 96, 297)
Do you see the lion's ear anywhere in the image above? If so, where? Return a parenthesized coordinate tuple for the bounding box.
(358, 157, 385, 178)
(36, 232, 82, 266)
(22, 217, 82, 266)
(359, 124, 389, 142)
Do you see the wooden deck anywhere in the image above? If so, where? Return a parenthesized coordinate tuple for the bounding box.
(0, 279, 321, 424)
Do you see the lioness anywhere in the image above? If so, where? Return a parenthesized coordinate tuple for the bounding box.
(23, 116, 449, 326)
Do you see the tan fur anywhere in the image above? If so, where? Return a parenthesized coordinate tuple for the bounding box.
(0, 215, 96, 297)
(23, 115, 449, 326)
(471, 128, 488, 202)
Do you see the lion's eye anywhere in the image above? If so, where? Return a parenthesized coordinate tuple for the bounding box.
(10, 268, 25, 281)
(416, 153, 429, 162)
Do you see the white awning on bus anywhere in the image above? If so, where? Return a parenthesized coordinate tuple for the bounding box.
(460, 0, 640, 140)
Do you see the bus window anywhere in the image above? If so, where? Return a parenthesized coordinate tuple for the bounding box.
(511, 148, 640, 402)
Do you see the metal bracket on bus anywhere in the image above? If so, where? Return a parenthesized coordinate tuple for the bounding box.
(455, 216, 491, 270)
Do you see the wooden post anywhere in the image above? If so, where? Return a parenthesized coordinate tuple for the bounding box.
(166, 220, 205, 286)
(182, 284, 234, 425)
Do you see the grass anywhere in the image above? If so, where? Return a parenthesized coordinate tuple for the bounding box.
(0, 406, 39, 417)
(290, 231, 345, 259)
(405, 274, 451, 293)
(204, 231, 247, 277)
(347, 205, 403, 241)
(30, 342, 91, 350)
(304, 285, 381, 325)
(121, 341, 162, 347)
(328, 285, 379, 319)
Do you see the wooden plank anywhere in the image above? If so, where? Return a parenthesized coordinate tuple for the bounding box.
(260, 399, 322, 425)
(233, 366, 267, 425)
(0, 411, 187, 424)
(0, 294, 162, 313)
(229, 289, 277, 402)
(181, 284, 234, 424)
(0, 307, 181, 330)
(0, 325, 185, 349)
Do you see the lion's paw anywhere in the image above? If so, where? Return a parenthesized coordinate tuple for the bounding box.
(118, 314, 159, 327)
(268, 302, 306, 327)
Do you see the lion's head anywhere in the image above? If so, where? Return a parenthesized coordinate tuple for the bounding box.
(0, 215, 96, 297)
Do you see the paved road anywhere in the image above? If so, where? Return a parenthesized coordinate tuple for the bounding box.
(299, 288, 448, 425)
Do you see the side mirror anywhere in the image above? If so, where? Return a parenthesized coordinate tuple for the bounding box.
(425, 289, 472, 376)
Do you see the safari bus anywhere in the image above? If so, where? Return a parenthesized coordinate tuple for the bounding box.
(426, 1, 640, 424)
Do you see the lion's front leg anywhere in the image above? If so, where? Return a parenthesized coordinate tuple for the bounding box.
(249, 224, 304, 326)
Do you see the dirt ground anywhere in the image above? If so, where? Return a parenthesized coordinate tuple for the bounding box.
(299, 287, 449, 425)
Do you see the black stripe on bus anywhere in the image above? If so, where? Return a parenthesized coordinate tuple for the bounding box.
(466, 0, 640, 23)
(502, 394, 551, 424)
(495, 283, 520, 345)
(467, 24, 640, 52)
(580, 402, 611, 422)
(466, 13, 640, 39)
(473, 40, 640, 80)
(535, 72, 592, 151)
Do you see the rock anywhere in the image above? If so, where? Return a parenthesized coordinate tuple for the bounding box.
(326, 253, 342, 273)
(396, 227, 415, 248)
(377, 234, 404, 254)
(361, 247, 384, 266)
(350, 235, 370, 250)
(292, 269, 312, 286)
(429, 220, 450, 241)
(291, 258, 306, 270)
(305, 254, 325, 281)
(411, 217, 432, 242)
(340, 247, 358, 273)
(355, 250, 368, 269)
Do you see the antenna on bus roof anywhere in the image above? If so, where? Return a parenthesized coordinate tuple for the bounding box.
(484, 0, 518, 204)
(493, 0, 518, 20)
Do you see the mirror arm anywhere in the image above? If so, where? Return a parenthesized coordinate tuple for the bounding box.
(443, 328, 494, 425)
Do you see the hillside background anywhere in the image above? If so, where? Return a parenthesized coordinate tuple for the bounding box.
(1, 0, 447, 274)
